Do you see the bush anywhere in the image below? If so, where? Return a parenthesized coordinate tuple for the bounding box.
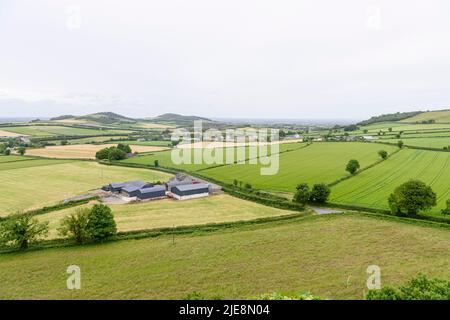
(58, 208, 91, 244)
(397, 140, 404, 148)
(244, 183, 252, 190)
(17, 147, 26, 156)
(366, 274, 450, 300)
(309, 184, 331, 203)
(345, 159, 360, 175)
(0, 214, 48, 250)
(441, 199, 450, 215)
(378, 150, 388, 160)
(86, 204, 117, 241)
(154, 160, 159, 167)
(3, 149, 11, 156)
(293, 183, 310, 205)
(388, 180, 437, 215)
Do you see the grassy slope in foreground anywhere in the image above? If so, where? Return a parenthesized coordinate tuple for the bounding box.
(200, 142, 397, 192)
(0, 214, 448, 299)
(400, 110, 450, 124)
(0, 159, 171, 216)
(38, 194, 297, 239)
(331, 149, 450, 216)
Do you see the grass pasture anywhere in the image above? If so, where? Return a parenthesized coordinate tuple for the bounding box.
(0, 213, 448, 299)
(330, 148, 450, 216)
(200, 142, 397, 192)
(24, 144, 169, 159)
(400, 110, 450, 124)
(38, 194, 298, 239)
(357, 122, 450, 135)
(113, 140, 172, 147)
(121, 141, 306, 172)
(0, 159, 171, 216)
(0, 125, 130, 137)
(381, 137, 450, 149)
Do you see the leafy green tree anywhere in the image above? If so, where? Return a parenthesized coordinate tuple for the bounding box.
(86, 204, 117, 241)
(293, 183, 310, 205)
(17, 147, 26, 156)
(366, 274, 449, 300)
(154, 159, 159, 167)
(4, 149, 11, 156)
(441, 199, 450, 215)
(397, 140, 404, 148)
(363, 129, 368, 134)
(108, 148, 127, 161)
(0, 214, 48, 250)
(388, 127, 393, 132)
(309, 184, 331, 203)
(388, 180, 437, 215)
(345, 159, 360, 175)
(233, 179, 238, 186)
(61, 139, 69, 146)
(57, 208, 90, 244)
(378, 150, 388, 160)
(117, 143, 132, 153)
(95, 147, 112, 160)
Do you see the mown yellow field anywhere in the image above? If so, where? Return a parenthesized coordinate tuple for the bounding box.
(38, 194, 299, 239)
(24, 144, 169, 159)
(0, 130, 25, 137)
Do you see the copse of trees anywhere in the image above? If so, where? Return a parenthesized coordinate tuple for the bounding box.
(95, 144, 131, 161)
(388, 180, 437, 215)
(293, 183, 330, 204)
(378, 150, 388, 160)
(58, 204, 117, 243)
(345, 159, 360, 175)
(0, 214, 49, 250)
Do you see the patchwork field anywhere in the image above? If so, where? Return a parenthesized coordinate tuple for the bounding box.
(200, 142, 397, 192)
(114, 140, 172, 147)
(0, 129, 25, 137)
(381, 137, 450, 149)
(24, 144, 169, 159)
(0, 157, 172, 216)
(38, 194, 298, 239)
(63, 136, 129, 144)
(121, 141, 306, 172)
(356, 122, 450, 135)
(330, 149, 450, 215)
(400, 110, 450, 124)
(0, 213, 448, 299)
(0, 125, 130, 137)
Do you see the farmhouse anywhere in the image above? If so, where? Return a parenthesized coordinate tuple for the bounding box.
(171, 183, 210, 200)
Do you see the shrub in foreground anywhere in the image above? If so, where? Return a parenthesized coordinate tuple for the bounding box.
(366, 274, 450, 300)
(0, 214, 48, 250)
(58, 208, 91, 244)
(388, 180, 436, 215)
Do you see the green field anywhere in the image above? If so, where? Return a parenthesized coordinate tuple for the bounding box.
(62, 136, 129, 144)
(200, 142, 397, 192)
(381, 137, 450, 149)
(0, 213, 448, 299)
(0, 125, 130, 137)
(114, 140, 172, 147)
(330, 149, 450, 215)
(38, 194, 298, 239)
(357, 122, 450, 134)
(121, 142, 306, 172)
(400, 110, 450, 124)
(0, 158, 171, 216)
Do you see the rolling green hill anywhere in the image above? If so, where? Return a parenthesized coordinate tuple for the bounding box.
(400, 109, 450, 124)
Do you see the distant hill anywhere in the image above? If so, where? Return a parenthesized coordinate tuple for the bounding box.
(150, 113, 213, 122)
(51, 112, 136, 125)
(399, 109, 450, 124)
(357, 111, 423, 126)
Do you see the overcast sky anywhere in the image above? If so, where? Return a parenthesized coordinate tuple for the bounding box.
(1, 0, 450, 119)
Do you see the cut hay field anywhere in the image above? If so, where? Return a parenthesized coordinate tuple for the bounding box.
(121, 141, 306, 172)
(200, 142, 397, 192)
(0, 213, 448, 300)
(330, 149, 450, 216)
(24, 144, 169, 159)
(0, 158, 171, 216)
(0, 129, 24, 137)
(38, 194, 298, 239)
(400, 110, 450, 124)
(0, 125, 130, 137)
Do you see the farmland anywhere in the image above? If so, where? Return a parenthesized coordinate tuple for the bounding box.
(0, 125, 130, 137)
(380, 137, 450, 149)
(0, 156, 171, 216)
(330, 149, 450, 216)
(199, 142, 397, 192)
(113, 140, 172, 147)
(24, 144, 169, 159)
(0, 213, 448, 299)
(38, 194, 298, 239)
(399, 109, 450, 124)
(121, 141, 306, 172)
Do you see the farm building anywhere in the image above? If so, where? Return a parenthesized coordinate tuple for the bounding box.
(137, 185, 167, 200)
(166, 173, 194, 191)
(171, 183, 210, 200)
(103, 181, 152, 193)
